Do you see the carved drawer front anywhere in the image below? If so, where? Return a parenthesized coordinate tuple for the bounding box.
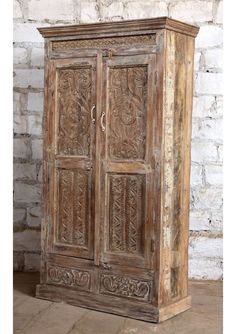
(48, 57, 96, 260)
(47, 263, 91, 292)
(101, 54, 156, 270)
(99, 273, 152, 302)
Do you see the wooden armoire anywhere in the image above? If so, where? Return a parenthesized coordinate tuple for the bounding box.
(36, 17, 199, 322)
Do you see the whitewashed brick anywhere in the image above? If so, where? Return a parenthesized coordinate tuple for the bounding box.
(14, 182, 41, 203)
(193, 95, 223, 118)
(37, 164, 43, 182)
(191, 141, 218, 163)
(101, 0, 124, 20)
(192, 186, 223, 210)
(14, 0, 23, 19)
(14, 163, 36, 180)
(14, 230, 41, 251)
(14, 23, 48, 43)
(14, 208, 26, 222)
(190, 165, 203, 186)
(124, 1, 167, 20)
(28, 0, 74, 21)
(32, 139, 43, 159)
(13, 138, 31, 159)
(13, 47, 28, 65)
(14, 115, 27, 134)
(24, 253, 40, 272)
(189, 237, 222, 259)
(217, 144, 223, 162)
(14, 92, 21, 114)
(210, 210, 223, 231)
(170, 1, 212, 23)
(27, 92, 44, 112)
(31, 47, 44, 67)
(215, 1, 223, 24)
(196, 25, 223, 48)
(205, 164, 223, 185)
(27, 206, 41, 227)
(195, 72, 223, 95)
(194, 52, 201, 71)
(81, 1, 100, 23)
(205, 48, 223, 70)
(14, 69, 44, 88)
(14, 252, 24, 271)
(192, 119, 223, 141)
(27, 115, 42, 135)
(190, 210, 211, 231)
(189, 257, 222, 279)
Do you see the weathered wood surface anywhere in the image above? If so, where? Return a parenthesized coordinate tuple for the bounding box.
(37, 17, 199, 323)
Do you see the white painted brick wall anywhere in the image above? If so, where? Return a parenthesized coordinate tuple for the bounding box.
(13, 0, 223, 279)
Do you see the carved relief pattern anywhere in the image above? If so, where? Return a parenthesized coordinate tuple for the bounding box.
(100, 274, 151, 301)
(47, 264, 91, 290)
(52, 34, 156, 50)
(58, 169, 88, 247)
(108, 65, 147, 160)
(57, 67, 92, 156)
(109, 175, 144, 254)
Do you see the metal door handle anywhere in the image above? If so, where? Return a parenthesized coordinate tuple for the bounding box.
(100, 112, 105, 132)
(91, 105, 96, 124)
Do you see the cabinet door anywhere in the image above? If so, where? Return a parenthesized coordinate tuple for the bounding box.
(99, 54, 156, 269)
(46, 58, 96, 259)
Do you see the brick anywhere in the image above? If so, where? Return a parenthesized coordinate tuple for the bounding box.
(196, 25, 223, 48)
(169, 1, 212, 23)
(14, 252, 24, 271)
(28, 92, 44, 112)
(190, 210, 212, 231)
(101, 0, 124, 20)
(24, 253, 40, 271)
(32, 139, 43, 159)
(195, 72, 223, 95)
(14, 69, 44, 89)
(37, 164, 43, 182)
(13, 47, 28, 65)
(13, 138, 31, 159)
(13, 92, 21, 114)
(190, 164, 203, 186)
(14, 208, 26, 222)
(210, 210, 223, 231)
(14, 230, 41, 252)
(14, 163, 36, 180)
(27, 206, 41, 227)
(14, 0, 23, 19)
(14, 182, 41, 203)
(124, 1, 168, 20)
(81, 1, 100, 23)
(31, 47, 44, 67)
(27, 115, 42, 136)
(194, 52, 201, 71)
(189, 257, 222, 279)
(191, 186, 223, 210)
(205, 164, 223, 185)
(192, 95, 223, 118)
(189, 237, 222, 259)
(191, 141, 218, 163)
(14, 115, 27, 134)
(205, 48, 223, 70)
(28, 0, 74, 21)
(215, 1, 223, 24)
(192, 118, 223, 141)
(13, 23, 48, 43)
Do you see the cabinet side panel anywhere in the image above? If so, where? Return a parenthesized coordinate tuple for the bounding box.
(159, 31, 195, 305)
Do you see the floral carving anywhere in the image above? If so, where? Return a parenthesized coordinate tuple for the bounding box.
(47, 264, 91, 290)
(100, 274, 151, 301)
(108, 65, 147, 160)
(109, 175, 144, 254)
(57, 67, 92, 156)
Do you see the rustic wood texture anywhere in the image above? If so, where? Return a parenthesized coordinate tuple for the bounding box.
(37, 17, 199, 323)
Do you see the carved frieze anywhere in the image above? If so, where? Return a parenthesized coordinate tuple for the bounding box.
(47, 264, 91, 290)
(100, 273, 151, 301)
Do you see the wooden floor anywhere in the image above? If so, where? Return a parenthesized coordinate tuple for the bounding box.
(14, 273, 223, 334)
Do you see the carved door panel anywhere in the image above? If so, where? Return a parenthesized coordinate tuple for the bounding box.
(100, 54, 156, 269)
(48, 58, 96, 259)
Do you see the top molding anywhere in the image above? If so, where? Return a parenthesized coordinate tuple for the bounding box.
(38, 17, 199, 39)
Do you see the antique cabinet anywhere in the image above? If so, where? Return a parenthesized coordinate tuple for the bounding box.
(36, 17, 199, 322)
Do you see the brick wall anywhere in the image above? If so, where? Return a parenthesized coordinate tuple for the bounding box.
(13, 0, 223, 279)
